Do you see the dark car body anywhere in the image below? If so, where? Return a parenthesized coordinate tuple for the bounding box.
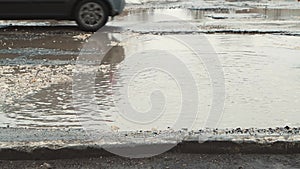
(0, 0, 125, 20)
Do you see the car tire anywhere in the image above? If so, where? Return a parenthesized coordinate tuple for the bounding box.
(75, 0, 109, 32)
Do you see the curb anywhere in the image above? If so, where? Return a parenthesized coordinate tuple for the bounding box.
(1, 141, 300, 160)
(1, 127, 300, 160)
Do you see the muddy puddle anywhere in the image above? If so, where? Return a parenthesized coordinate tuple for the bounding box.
(1, 33, 299, 130)
(236, 8, 300, 20)
(111, 7, 300, 34)
(123, 7, 300, 21)
(0, 5, 300, 131)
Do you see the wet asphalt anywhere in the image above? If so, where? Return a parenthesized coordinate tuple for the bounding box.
(1, 153, 300, 169)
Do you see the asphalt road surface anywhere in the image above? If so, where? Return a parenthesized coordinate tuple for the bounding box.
(1, 153, 300, 169)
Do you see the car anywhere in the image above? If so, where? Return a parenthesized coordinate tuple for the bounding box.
(0, 0, 126, 32)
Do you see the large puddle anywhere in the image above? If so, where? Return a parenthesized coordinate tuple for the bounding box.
(0, 7, 300, 131)
(123, 7, 300, 21)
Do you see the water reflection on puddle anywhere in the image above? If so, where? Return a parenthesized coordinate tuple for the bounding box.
(237, 8, 300, 20)
(0, 43, 127, 129)
(0, 32, 215, 130)
(0, 7, 300, 130)
(124, 7, 300, 21)
(2, 33, 299, 130)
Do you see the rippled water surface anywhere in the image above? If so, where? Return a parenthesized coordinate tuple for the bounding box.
(0, 7, 299, 130)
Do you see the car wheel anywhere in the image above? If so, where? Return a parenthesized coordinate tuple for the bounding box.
(75, 0, 109, 32)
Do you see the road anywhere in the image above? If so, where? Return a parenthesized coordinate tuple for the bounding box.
(0, 0, 299, 130)
(0, 0, 300, 168)
(1, 153, 300, 169)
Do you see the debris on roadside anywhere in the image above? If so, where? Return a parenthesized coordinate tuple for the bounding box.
(0, 65, 73, 105)
(73, 34, 92, 41)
